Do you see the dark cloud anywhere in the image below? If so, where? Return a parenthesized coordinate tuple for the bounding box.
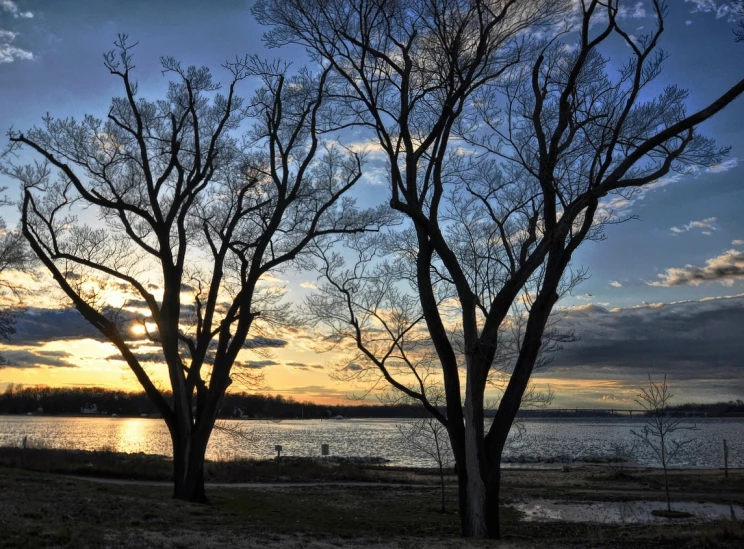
(236, 360, 279, 369)
(104, 350, 164, 363)
(123, 299, 150, 309)
(243, 337, 288, 349)
(285, 362, 324, 370)
(12, 308, 100, 343)
(345, 363, 363, 371)
(0, 349, 76, 369)
(547, 297, 744, 384)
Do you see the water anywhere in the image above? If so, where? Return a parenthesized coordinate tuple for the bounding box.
(512, 499, 744, 524)
(0, 416, 741, 468)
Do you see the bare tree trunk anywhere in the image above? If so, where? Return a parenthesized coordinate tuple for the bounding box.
(171, 424, 209, 503)
(463, 389, 488, 537)
(484, 460, 501, 539)
(452, 449, 500, 538)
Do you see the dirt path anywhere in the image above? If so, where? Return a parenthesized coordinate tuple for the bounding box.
(68, 475, 432, 489)
(68, 474, 743, 505)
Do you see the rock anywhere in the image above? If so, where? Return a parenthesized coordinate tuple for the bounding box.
(562, 465, 571, 472)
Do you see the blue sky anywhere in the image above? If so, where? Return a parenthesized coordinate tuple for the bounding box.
(1, 0, 743, 406)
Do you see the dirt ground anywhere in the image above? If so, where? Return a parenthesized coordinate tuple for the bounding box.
(0, 459, 742, 548)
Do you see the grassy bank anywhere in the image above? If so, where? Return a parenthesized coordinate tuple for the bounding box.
(0, 446, 404, 483)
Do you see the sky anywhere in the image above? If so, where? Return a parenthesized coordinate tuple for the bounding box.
(0, 0, 743, 408)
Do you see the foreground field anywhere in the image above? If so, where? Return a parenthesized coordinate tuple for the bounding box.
(0, 448, 742, 548)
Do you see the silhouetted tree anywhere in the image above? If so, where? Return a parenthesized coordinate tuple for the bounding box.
(0, 195, 34, 364)
(3, 36, 388, 502)
(256, 0, 744, 537)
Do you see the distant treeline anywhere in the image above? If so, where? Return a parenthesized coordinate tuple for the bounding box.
(1, 385, 742, 418)
(0, 385, 428, 419)
(515, 400, 744, 418)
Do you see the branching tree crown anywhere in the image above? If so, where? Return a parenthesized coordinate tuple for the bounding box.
(2, 35, 390, 501)
(255, 0, 744, 538)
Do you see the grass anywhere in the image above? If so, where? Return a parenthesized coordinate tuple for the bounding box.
(1, 466, 743, 548)
(0, 446, 396, 483)
(1, 447, 743, 547)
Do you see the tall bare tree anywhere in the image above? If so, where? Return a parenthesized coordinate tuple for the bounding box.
(256, 0, 744, 537)
(2, 36, 388, 502)
(0, 203, 34, 362)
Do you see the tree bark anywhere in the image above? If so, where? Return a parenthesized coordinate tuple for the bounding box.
(485, 460, 501, 539)
(171, 427, 209, 503)
(452, 448, 501, 538)
(462, 369, 489, 537)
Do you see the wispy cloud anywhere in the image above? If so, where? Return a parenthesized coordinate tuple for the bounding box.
(684, 0, 741, 21)
(649, 248, 744, 287)
(609, 281, 623, 288)
(707, 158, 739, 173)
(670, 217, 717, 235)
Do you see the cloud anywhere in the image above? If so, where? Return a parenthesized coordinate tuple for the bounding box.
(649, 249, 744, 287)
(0, 349, 76, 369)
(670, 217, 717, 235)
(619, 2, 646, 19)
(243, 336, 288, 349)
(236, 360, 278, 369)
(285, 361, 324, 371)
(11, 308, 101, 343)
(549, 295, 744, 384)
(345, 363, 363, 371)
(0, 32, 33, 64)
(684, 0, 740, 21)
(0, 2, 33, 64)
(299, 281, 318, 290)
(609, 281, 623, 288)
(733, 240, 744, 245)
(0, 0, 31, 17)
(707, 158, 739, 173)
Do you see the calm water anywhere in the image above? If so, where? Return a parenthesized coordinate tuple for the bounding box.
(0, 416, 741, 468)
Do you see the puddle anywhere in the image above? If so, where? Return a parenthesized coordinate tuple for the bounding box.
(510, 499, 743, 524)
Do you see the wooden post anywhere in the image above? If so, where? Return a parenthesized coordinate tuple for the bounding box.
(723, 439, 729, 479)
(275, 444, 282, 479)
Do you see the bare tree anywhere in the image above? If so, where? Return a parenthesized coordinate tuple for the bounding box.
(631, 376, 696, 514)
(0, 193, 35, 364)
(397, 390, 454, 513)
(256, 0, 744, 538)
(2, 36, 388, 502)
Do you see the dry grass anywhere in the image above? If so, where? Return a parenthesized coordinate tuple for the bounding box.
(1, 465, 743, 548)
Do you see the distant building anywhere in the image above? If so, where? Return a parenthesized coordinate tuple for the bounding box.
(80, 404, 98, 414)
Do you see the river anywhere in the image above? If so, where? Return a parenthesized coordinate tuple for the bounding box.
(0, 416, 741, 468)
